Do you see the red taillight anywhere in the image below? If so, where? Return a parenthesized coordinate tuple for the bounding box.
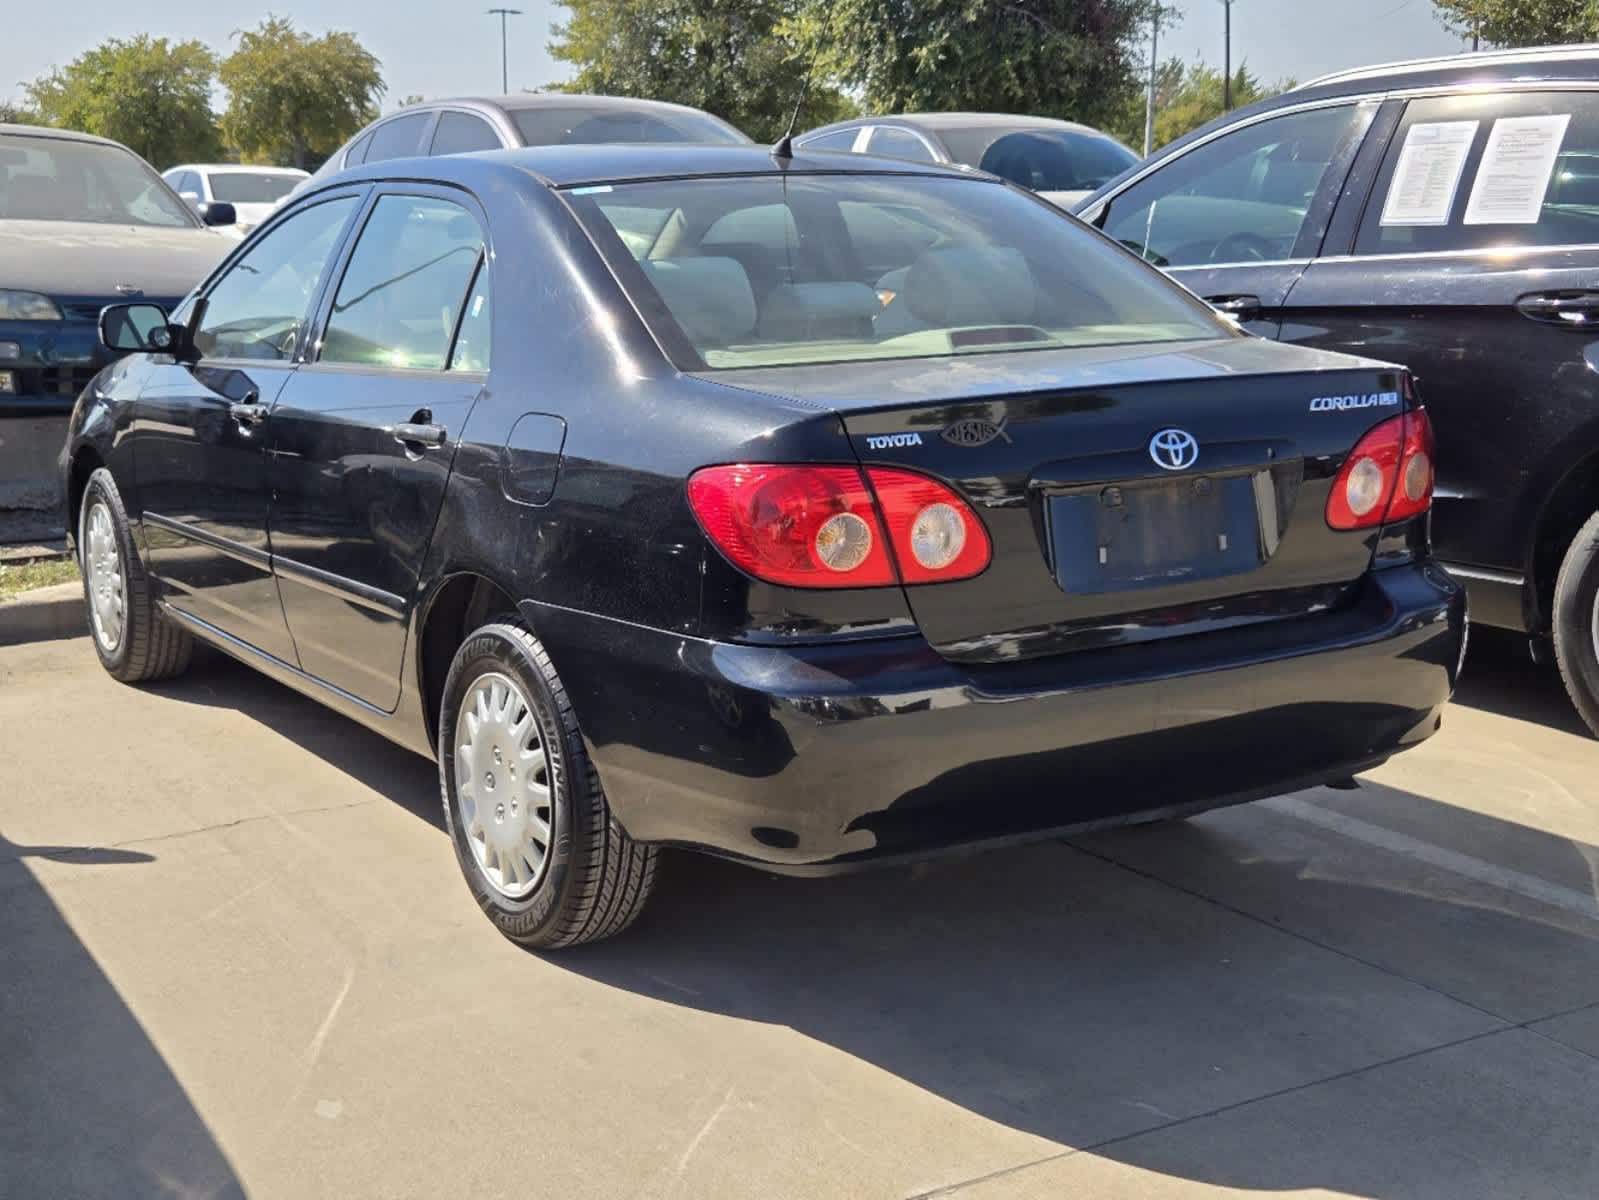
(1325, 408, 1435, 531)
(686, 464, 991, 589)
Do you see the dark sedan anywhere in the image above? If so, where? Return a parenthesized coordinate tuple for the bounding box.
(62, 144, 1463, 946)
(0, 124, 231, 414)
(1075, 45, 1599, 736)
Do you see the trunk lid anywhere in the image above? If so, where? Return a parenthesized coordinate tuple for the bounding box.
(711, 338, 1411, 663)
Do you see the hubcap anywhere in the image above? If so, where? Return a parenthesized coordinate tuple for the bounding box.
(83, 500, 125, 653)
(454, 672, 554, 899)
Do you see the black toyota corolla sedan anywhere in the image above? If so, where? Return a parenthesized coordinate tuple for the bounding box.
(60, 144, 1464, 947)
(1074, 45, 1599, 736)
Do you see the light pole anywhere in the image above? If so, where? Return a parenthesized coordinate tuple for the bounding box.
(488, 8, 522, 94)
(1222, 0, 1233, 112)
(1143, 11, 1160, 157)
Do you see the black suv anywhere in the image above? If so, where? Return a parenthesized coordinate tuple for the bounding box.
(1077, 46, 1599, 735)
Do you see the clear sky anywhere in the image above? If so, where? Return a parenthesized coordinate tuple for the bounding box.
(7, 1, 1476, 112)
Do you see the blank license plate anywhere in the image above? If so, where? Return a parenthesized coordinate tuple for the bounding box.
(1048, 474, 1264, 595)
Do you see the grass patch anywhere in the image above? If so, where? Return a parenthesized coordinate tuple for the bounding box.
(0, 557, 80, 603)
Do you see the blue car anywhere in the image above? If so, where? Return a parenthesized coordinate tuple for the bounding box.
(64, 143, 1463, 946)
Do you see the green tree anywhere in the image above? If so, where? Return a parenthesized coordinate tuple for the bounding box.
(1112, 58, 1292, 150)
(219, 18, 384, 170)
(0, 100, 41, 125)
(550, 0, 854, 141)
(788, 0, 1161, 132)
(1433, 0, 1599, 45)
(24, 36, 219, 167)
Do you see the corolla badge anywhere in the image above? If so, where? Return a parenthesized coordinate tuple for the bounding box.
(942, 417, 1012, 447)
(1149, 428, 1199, 471)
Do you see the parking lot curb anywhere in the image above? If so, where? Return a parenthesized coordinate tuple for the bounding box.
(0, 582, 86, 647)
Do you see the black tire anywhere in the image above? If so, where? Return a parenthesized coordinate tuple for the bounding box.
(438, 619, 658, 948)
(78, 468, 193, 683)
(1553, 510, 1599, 738)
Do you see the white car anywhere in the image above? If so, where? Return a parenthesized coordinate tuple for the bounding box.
(160, 164, 310, 236)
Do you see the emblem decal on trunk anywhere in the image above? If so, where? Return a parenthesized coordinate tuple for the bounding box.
(941, 417, 1012, 447)
(1149, 428, 1199, 471)
(865, 433, 922, 450)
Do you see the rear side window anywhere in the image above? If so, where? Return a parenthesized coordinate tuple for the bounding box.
(363, 113, 431, 164)
(1357, 92, 1599, 256)
(320, 194, 485, 370)
(432, 112, 503, 156)
(1100, 103, 1372, 268)
(344, 130, 374, 167)
(867, 127, 938, 163)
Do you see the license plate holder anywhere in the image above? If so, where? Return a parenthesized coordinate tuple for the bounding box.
(1047, 473, 1265, 595)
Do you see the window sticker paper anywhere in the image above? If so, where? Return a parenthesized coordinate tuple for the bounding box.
(1463, 113, 1571, 225)
(1380, 121, 1479, 226)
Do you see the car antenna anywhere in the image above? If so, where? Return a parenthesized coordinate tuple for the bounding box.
(771, 72, 813, 160)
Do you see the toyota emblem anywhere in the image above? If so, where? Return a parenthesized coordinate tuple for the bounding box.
(1149, 428, 1199, 471)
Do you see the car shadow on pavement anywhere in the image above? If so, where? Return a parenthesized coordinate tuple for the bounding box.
(1451, 625, 1591, 737)
(0, 832, 246, 1198)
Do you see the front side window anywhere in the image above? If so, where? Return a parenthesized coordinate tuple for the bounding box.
(207, 173, 303, 204)
(194, 197, 358, 360)
(364, 114, 431, 164)
(866, 127, 938, 163)
(0, 133, 198, 227)
(568, 173, 1230, 371)
(432, 112, 503, 156)
(1357, 91, 1599, 256)
(1099, 103, 1370, 268)
(320, 194, 484, 370)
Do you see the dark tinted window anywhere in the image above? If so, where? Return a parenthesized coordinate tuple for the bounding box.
(194, 197, 357, 360)
(431, 112, 503, 156)
(800, 129, 862, 153)
(208, 172, 302, 203)
(978, 131, 1138, 193)
(1357, 91, 1599, 256)
(867, 127, 938, 163)
(321, 195, 484, 370)
(344, 130, 374, 167)
(363, 114, 431, 164)
(510, 106, 744, 146)
(1099, 103, 1371, 268)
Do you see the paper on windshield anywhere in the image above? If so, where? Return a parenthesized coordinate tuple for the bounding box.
(1381, 121, 1479, 226)
(1463, 114, 1571, 225)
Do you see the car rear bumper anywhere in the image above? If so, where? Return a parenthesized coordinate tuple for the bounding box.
(526, 560, 1464, 872)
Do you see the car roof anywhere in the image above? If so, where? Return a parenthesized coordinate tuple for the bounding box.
(1293, 43, 1599, 96)
(166, 163, 309, 176)
(0, 123, 125, 148)
(324, 142, 980, 192)
(424, 92, 746, 120)
(803, 112, 1112, 138)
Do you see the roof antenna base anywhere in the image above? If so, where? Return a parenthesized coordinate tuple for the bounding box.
(771, 72, 812, 161)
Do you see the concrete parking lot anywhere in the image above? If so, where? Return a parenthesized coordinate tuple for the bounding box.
(2, 626, 1597, 1198)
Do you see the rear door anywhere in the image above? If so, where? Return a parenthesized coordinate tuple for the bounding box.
(1084, 99, 1379, 336)
(267, 186, 491, 709)
(1284, 88, 1599, 595)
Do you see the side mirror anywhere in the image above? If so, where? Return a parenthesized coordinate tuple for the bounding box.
(99, 303, 175, 354)
(197, 201, 237, 227)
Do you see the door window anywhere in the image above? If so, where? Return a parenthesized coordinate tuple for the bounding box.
(363, 113, 431, 164)
(1100, 103, 1372, 267)
(1357, 92, 1599, 256)
(193, 197, 359, 361)
(320, 194, 485, 370)
(801, 129, 864, 153)
(449, 260, 491, 371)
(431, 112, 503, 156)
(866, 127, 938, 163)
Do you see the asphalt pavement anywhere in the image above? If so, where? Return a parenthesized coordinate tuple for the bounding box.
(1, 627, 1596, 1198)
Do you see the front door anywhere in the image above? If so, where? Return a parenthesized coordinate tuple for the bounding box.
(269, 189, 492, 709)
(136, 193, 362, 660)
(1088, 99, 1379, 337)
(1284, 89, 1599, 598)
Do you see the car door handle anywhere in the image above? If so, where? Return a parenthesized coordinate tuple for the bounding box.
(1207, 294, 1263, 321)
(392, 422, 447, 450)
(1514, 290, 1599, 325)
(229, 402, 269, 427)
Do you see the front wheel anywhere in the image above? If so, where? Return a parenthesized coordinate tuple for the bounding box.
(438, 619, 658, 948)
(1552, 510, 1599, 737)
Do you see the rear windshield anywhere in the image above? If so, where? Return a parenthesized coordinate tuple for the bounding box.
(511, 107, 745, 147)
(566, 173, 1229, 370)
(208, 172, 303, 204)
(0, 133, 197, 227)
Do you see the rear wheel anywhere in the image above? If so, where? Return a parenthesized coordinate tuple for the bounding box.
(79, 468, 192, 683)
(1552, 510, 1599, 738)
(439, 619, 658, 948)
